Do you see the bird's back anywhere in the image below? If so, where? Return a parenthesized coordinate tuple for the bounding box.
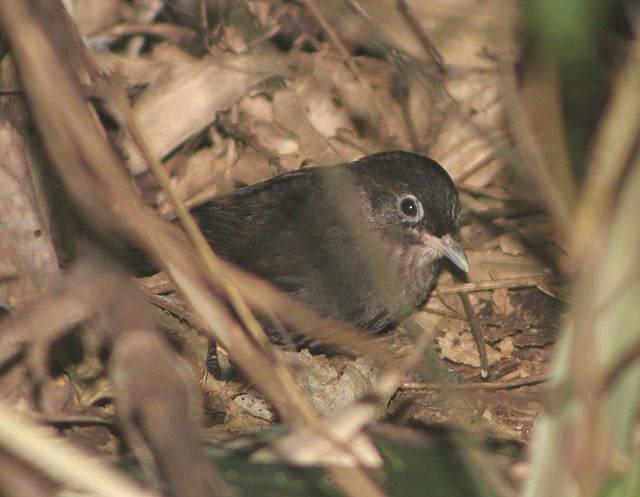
(190, 165, 413, 332)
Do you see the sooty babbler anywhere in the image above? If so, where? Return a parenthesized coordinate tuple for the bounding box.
(135, 151, 467, 358)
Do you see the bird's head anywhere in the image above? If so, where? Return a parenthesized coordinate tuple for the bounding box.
(350, 151, 468, 274)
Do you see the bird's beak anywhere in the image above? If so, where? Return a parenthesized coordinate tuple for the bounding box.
(427, 233, 469, 272)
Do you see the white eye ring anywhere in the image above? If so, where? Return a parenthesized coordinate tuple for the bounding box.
(397, 194, 424, 221)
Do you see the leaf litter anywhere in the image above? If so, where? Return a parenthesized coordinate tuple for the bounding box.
(0, 0, 566, 494)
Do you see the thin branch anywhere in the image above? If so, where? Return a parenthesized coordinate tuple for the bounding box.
(437, 275, 566, 295)
(302, 0, 393, 137)
(396, 0, 446, 72)
(401, 373, 548, 391)
(216, 112, 286, 173)
(459, 291, 489, 378)
(600, 338, 640, 395)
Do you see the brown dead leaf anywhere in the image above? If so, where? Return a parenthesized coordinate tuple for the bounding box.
(492, 287, 516, 316)
(122, 52, 292, 173)
(498, 231, 527, 256)
(232, 152, 273, 186)
(437, 328, 502, 368)
(68, 0, 121, 35)
(0, 124, 58, 308)
(93, 50, 173, 88)
(168, 146, 231, 210)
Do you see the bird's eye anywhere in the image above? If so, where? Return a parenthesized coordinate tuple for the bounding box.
(398, 195, 423, 221)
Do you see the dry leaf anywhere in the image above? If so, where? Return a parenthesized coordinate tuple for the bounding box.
(0, 124, 58, 308)
(437, 329, 502, 368)
(123, 52, 292, 173)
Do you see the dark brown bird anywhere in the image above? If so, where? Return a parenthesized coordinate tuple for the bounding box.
(188, 151, 467, 333)
(131, 151, 469, 376)
(133, 151, 467, 374)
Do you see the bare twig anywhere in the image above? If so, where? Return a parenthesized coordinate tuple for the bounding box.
(302, 0, 394, 137)
(454, 150, 502, 184)
(458, 291, 489, 378)
(437, 275, 566, 295)
(141, 290, 212, 337)
(457, 184, 513, 202)
(600, 338, 640, 395)
(0, 89, 24, 96)
(37, 413, 115, 427)
(396, 0, 446, 72)
(216, 112, 286, 173)
(401, 373, 548, 391)
(90, 22, 198, 44)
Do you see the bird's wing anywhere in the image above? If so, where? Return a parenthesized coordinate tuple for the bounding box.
(190, 168, 340, 294)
